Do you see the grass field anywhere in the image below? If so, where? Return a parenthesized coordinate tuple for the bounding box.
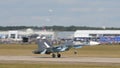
(0, 44, 120, 57)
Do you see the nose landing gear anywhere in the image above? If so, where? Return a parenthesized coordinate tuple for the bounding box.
(52, 53, 61, 58)
(57, 53, 61, 58)
(52, 53, 56, 58)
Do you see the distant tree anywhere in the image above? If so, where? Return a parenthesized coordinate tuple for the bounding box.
(0, 26, 120, 31)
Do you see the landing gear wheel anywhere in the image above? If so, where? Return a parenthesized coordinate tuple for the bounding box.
(57, 54, 61, 58)
(74, 51, 77, 54)
(52, 54, 56, 58)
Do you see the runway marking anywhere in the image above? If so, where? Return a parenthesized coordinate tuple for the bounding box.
(0, 56, 120, 63)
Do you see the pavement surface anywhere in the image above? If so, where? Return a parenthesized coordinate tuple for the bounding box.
(0, 56, 120, 64)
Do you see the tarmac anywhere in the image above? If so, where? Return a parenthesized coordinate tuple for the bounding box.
(0, 56, 120, 64)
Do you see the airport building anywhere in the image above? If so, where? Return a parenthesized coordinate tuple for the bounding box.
(0, 28, 55, 43)
(74, 30, 120, 44)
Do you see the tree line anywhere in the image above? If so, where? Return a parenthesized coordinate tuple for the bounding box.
(0, 26, 120, 31)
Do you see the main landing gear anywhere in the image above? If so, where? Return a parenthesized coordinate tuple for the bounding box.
(74, 51, 77, 54)
(52, 53, 61, 58)
(74, 49, 78, 54)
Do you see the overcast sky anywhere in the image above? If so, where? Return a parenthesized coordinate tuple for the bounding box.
(0, 0, 120, 27)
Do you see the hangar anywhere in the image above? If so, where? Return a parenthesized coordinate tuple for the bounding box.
(0, 28, 55, 43)
(74, 30, 120, 44)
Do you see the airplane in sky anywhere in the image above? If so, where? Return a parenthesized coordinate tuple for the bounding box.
(33, 36, 100, 58)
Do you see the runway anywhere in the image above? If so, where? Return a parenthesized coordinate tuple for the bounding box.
(0, 56, 120, 64)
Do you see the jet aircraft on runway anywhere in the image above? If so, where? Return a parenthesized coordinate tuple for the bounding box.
(33, 36, 99, 58)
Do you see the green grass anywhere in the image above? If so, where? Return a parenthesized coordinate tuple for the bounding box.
(0, 63, 120, 68)
(0, 44, 120, 57)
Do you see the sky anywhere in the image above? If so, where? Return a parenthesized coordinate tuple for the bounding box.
(0, 0, 120, 27)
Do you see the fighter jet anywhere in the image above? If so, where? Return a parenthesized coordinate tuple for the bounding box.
(33, 36, 99, 58)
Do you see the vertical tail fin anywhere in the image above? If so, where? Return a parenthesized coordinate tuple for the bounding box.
(37, 36, 52, 51)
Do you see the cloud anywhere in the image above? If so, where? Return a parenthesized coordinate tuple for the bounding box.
(0, 0, 21, 6)
(0, 0, 120, 27)
(69, 8, 94, 12)
(55, 0, 78, 4)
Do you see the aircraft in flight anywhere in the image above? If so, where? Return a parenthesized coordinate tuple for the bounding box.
(33, 36, 99, 58)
